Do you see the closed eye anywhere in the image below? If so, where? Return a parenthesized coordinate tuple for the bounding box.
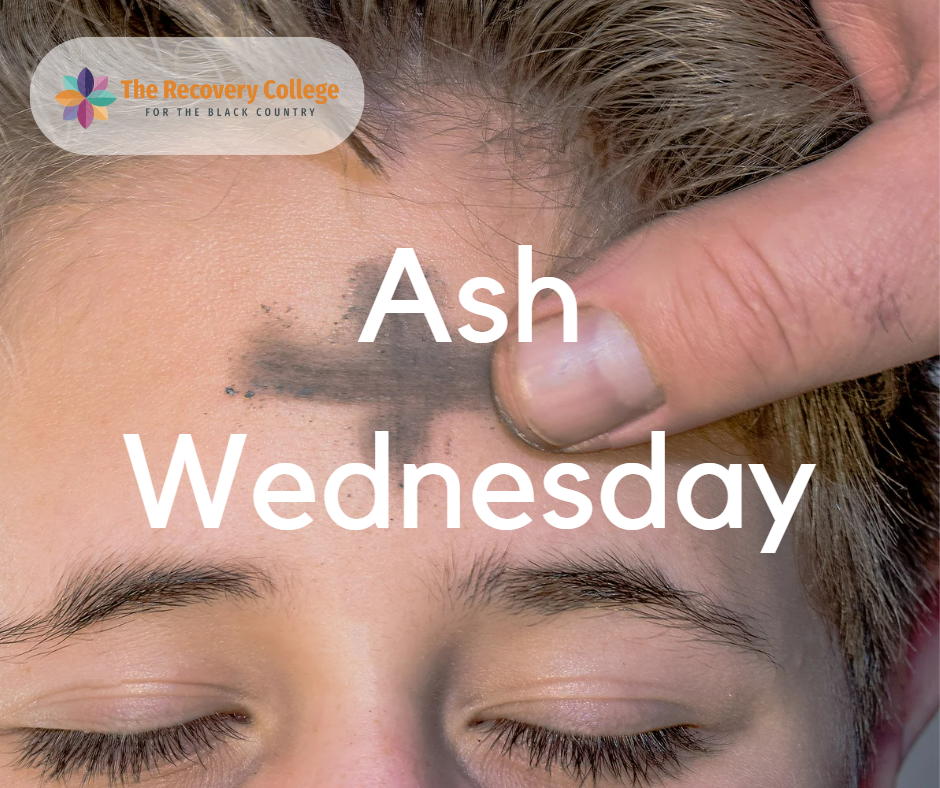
(11, 711, 249, 785)
(475, 718, 709, 786)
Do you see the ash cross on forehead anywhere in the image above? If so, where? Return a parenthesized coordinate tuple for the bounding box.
(240, 262, 493, 463)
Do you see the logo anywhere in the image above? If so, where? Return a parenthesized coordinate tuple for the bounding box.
(55, 67, 116, 129)
(34, 39, 364, 153)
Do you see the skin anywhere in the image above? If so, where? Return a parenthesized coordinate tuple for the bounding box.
(0, 136, 856, 787)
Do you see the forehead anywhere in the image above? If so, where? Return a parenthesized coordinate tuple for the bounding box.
(0, 151, 807, 653)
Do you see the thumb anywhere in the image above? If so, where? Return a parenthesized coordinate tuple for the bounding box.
(491, 98, 939, 450)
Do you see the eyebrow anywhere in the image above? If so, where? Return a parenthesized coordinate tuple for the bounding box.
(447, 551, 772, 661)
(0, 559, 273, 651)
(0, 553, 769, 662)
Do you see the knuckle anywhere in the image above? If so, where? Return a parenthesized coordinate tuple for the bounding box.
(690, 220, 812, 384)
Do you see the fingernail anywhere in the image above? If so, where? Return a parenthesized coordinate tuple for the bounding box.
(495, 309, 663, 447)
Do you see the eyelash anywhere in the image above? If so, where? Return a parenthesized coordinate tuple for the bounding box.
(477, 718, 708, 787)
(13, 711, 248, 785)
(13, 713, 703, 787)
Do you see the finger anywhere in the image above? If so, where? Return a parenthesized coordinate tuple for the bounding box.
(491, 99, 939, 450)
(811, 0, 939, 120)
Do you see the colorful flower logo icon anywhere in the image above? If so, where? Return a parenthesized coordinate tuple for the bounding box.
(55, 68, 116, 129)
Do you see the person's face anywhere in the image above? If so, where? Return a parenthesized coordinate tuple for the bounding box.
(0, 138, 854, 787)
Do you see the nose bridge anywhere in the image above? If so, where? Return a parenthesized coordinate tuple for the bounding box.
(309, 717, 433, 788)
(267, 613, 461, 787)
(267, 694, 459, 788)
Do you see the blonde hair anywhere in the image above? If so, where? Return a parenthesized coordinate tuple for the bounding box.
(0, 0, 936, 772)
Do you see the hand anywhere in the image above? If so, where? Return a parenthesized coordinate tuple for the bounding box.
(491, 0, 938, 452)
